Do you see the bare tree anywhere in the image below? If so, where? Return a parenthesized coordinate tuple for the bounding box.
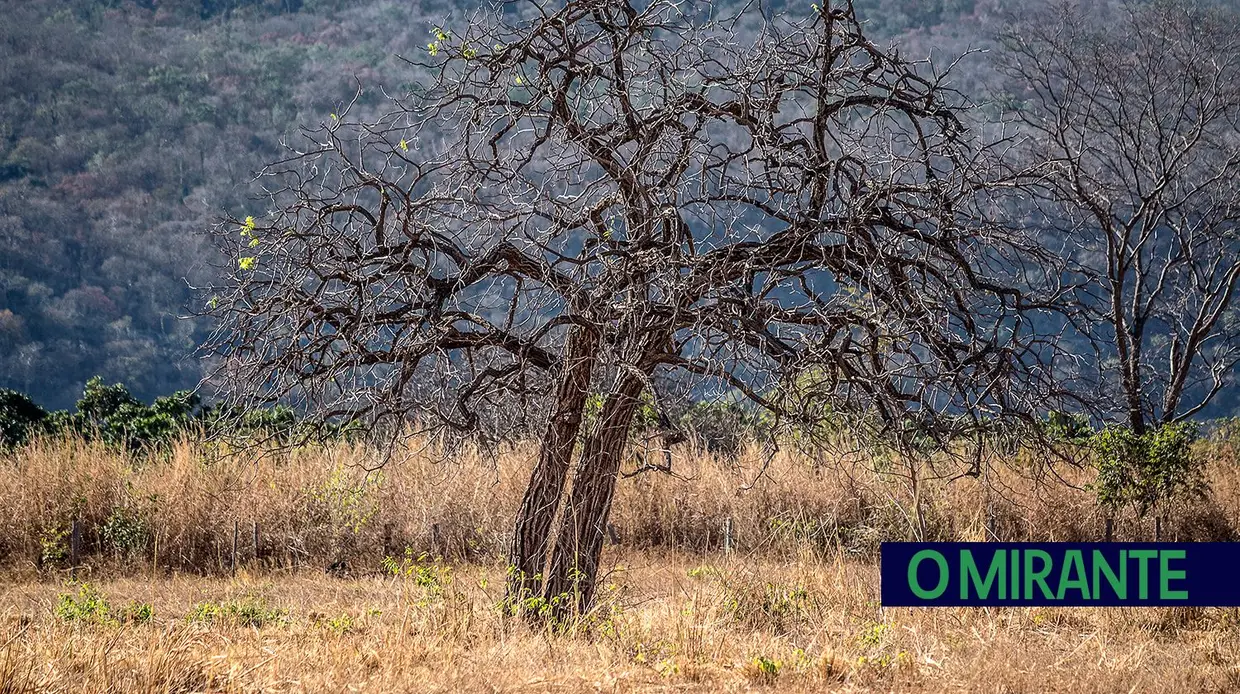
(204, 0, 1060, 619)
(999, 0, 1240, 433)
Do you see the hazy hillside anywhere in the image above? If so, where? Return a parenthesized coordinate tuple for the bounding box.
(0, 0, 442, 407)
(3, 0, 1236, 416)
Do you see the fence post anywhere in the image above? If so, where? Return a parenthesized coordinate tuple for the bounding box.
(431, 523, 442, 558)
(253, 522, 260, 565)
(723, 517, 733, 555)
(231, 520, 239, 574)
(69, 518, 82, 575)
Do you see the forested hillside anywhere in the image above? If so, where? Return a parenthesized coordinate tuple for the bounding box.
(0, 0, 448, 407)
(3, 0, 1237, 416)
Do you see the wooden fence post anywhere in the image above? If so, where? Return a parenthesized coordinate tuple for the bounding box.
(253, 522, 260, 565)
(723, 517, 733, 555)
(69, 518, 82, 575)
(231, 520, 239, 574)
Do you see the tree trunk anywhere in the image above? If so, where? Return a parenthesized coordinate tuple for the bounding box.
(542, 370, 646, 620)
(506, 327, 599, 607)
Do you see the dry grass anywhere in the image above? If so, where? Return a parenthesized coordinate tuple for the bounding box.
(1, 433, 1239, 691)
(3, 434, 1235, 574)
(3, 554, 1240, 692)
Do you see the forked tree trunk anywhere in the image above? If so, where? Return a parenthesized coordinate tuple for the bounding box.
(506, 327, 599, 606)
(542, 371, 647, 620)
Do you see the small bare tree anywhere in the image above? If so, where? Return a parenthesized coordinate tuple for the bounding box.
(205, 0, 1060, 618)
(999, 0, 1240, 433)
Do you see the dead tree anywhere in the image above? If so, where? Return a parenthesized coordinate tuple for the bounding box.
(204, 0, 1062, 619)
(998, 0, 1240, 432)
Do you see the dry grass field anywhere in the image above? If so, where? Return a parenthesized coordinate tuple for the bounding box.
(2, 432, 1240, 692)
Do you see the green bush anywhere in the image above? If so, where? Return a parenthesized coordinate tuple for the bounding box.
(1091, 422, 1207, 519)
(101, 505, 151, 559)
(55, 584, 113, 624)
(0, 388, 49, 449)
(0, 377, 348, 453)
(679, 401, 765, 458)
(1044, 410, 1094, 444)
(187, 598, 288, 627)
(74, 377, 204, 450)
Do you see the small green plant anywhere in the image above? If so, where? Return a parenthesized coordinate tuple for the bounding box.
(686, 564, 721, 579)
(310, 467, 382, 534)
(749, 655, 782, 683)
(101, 505, 150, 558)
(656, 657, 679, 678)
(314, 612, 355, 634)
(187, 598, 287, 627)
(382, 549, 452, 594)
(121, 601, 154, 624)
(55, 584, 113, 624)
(39, 522, 69, 567)
(857, 621, 890, 647)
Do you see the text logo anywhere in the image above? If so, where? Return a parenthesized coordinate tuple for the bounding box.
(880, 543, 1240, 607)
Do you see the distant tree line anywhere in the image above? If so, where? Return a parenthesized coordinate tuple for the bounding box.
(0, 377, 337, 451)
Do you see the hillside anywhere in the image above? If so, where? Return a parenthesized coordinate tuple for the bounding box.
(3, 0, 1237, 417)
(0, 0, 444, 407)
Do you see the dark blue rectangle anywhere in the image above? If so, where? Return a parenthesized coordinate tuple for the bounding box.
(881, 542, 1240, 606)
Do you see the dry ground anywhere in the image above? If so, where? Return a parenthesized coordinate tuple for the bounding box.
(2, 432, 1240, 692)
(3, 551, 1240, 692)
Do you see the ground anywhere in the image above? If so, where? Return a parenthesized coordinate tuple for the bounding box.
(3, 551, 1239, 693)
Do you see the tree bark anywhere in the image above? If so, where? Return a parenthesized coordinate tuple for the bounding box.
(506, 326, 599, 607)
(542, 370, 646, 620)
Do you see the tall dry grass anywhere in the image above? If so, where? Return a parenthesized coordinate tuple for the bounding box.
(2, 433, 1240, 692)
(1, 431, 1237, 576)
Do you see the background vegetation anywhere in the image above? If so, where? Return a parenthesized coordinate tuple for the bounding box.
(9, 0, 1206, 412)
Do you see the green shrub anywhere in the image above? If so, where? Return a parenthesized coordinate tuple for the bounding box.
(48, 377, 203, 451)
(2, 379, 365, 454)
(0, 388, 49, 449)
(187, 598, 287, 627)
(1044, 410, 1094, 444)
(38, 522, 70, 568)
(55, 584, 113, 624)
(1091, 422, 1207, 519)
(101, 505, 151, 558)
(678, 401, 764, 458)
(121, 601, 155, 624)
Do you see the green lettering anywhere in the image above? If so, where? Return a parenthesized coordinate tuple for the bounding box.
(1011, 548, 1020, 598)
(1092, 549, 1126, 599)
(1130, 550, 1157, 600)
(1056, 550, 1090, 600)
(1024, 549, 1054, 599)
(1159, 550, 1188, 600)
(961, 550, 1006, 599)
(908, 550, 949, 600)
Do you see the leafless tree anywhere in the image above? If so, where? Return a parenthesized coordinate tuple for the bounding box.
(203, 0, 1063, 619)
(999, 0, 1240, 433)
